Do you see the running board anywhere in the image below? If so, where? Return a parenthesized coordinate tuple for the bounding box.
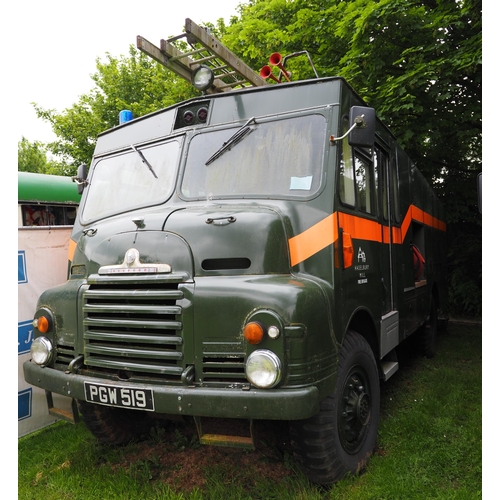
(380, 348, 399, 381)
(193, 416, 255, 449)
(381, 360, 399, 381)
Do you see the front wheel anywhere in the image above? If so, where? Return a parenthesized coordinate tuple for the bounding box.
(289, 330, 380, 485)
(78, 400, 151, 445)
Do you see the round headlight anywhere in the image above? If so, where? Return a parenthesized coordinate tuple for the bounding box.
(31, 336, 54, 366)
(245, 350, 282, 388)
(192, 65, 215, 91)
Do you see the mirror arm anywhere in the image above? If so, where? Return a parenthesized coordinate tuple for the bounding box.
(71, 176, 88, 187)
(330, 119, 362, 144)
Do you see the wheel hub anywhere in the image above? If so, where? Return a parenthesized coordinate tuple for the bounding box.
(356, 389, 370, 425)
(339, 373, 371, 452)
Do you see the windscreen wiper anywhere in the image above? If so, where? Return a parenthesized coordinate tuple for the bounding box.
(130, 144, 158, 179)
(205, 117, 256, 166)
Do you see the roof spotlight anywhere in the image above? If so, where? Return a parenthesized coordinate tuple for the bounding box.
(183, 110, 195, 125)
(197, 106, 208, 123)
(192, 65, 215, 91)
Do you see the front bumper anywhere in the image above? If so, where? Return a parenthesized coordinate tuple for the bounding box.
(23, 360, 320, 421)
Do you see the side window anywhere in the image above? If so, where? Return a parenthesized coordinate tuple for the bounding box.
(339, 119, 356, 206)
(374, 146, 401, 223)
(20, 204, 78, 226)
(374, 147, 389, 221)
(339, 117, 376, 215)
(354, 152, 376, 215)
(391, 156, 401, 222)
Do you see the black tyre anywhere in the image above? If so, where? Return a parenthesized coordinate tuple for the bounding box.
(420, 297, 437, 358)
(289, 330, 380, 486)
(78, 400, 151, 445)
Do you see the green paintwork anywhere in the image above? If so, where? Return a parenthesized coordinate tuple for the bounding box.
(18, 171, 81, 204)
(24, 76, 446, 429)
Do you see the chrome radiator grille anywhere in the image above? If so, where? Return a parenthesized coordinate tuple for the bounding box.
(82, 273, 186, 379)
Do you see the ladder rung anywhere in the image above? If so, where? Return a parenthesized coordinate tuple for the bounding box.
(189, 54, 217, 65)
(165, 32, 187, 43)
(170, 47, 206, 61)
(215, 70, 237, 78)
(209, 64, 229, 72)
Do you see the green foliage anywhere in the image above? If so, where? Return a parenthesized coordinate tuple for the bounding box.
(223, 0, 350, 79)
(33, 45, 198, 170)
(18, 137, 49, 173)
(222, 0, 482, 316)
(18, 137, 70, 175)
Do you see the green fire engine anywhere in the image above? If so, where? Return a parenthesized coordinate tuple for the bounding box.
(24, 19, 446, 485)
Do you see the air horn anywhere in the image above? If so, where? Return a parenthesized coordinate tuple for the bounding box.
(269, 52, 291, 82)
(259, 65, 280, 83)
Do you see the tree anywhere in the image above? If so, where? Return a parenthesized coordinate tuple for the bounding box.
(18, 137, 69, 175)
(222, 0, 481, 315)
(223, 0, 480, 176)
(18, 137, 48, 173)
(33, 45, 199, 172)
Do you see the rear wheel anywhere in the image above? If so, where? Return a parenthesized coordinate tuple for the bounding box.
(290, 330, 380, 485)
(78, 401, 151, 445)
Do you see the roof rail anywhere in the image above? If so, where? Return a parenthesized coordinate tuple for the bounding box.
(137, 18, 268, 94)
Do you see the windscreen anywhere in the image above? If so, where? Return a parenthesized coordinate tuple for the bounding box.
(181, 114, 326, 200)
(81, 139, 181, 222)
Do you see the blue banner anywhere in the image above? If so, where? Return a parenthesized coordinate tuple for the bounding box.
(18, 320, 34, 355)
(18, 250, 28, 284)
(18, 388, 32, 421)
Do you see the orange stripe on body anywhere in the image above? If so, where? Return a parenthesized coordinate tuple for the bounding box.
(338, 212, 382, 242)
(382, 225, 391, 244)
(411, 205, 425, 224)
(399, 208, 413, 243)
(68, 238, 77, 262)
(289, 213, 337, 267)
(288, 205, 446, 266)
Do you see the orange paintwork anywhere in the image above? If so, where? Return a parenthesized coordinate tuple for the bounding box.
(288, 213, 338, 267)
(288, 205, 446, 267)
(68, 238, 77, 262)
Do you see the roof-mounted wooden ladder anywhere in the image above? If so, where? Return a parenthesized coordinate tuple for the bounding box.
(137, 18, 268, 94)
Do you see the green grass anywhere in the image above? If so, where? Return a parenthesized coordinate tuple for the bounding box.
(18, 322, 481, 499)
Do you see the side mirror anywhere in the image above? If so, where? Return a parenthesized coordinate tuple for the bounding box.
(72, 163, 88, 195)
(348, 106, 376, 148)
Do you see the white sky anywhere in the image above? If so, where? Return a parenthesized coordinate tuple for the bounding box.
(12, 0, 246, 145)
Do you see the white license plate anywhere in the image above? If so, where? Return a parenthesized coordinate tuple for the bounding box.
(84, 382, 155, 411)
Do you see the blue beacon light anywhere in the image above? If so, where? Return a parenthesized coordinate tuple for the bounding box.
(119, 110, 133, 124)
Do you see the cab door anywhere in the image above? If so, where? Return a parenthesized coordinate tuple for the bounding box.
(375, 143, 401, 357)
(375, 144, 394, 315)
(337, 121, 385, 334)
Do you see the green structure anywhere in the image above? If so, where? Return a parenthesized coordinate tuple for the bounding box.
(18, 172, 81, 227)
